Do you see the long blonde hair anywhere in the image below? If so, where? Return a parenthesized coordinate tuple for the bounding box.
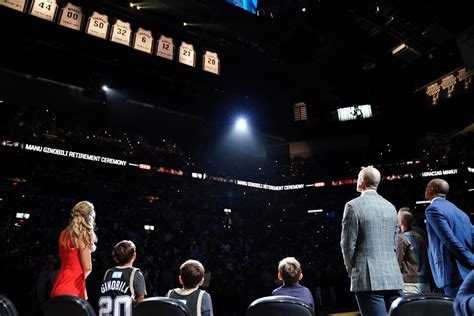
(61, 201, 97, 252)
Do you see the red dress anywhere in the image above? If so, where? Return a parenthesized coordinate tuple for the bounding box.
(51, 229, 87, 300)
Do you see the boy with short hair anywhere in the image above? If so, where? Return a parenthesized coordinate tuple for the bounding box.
(166, 259, 213, 316)
(272, 257, 315, 313)
(98, 240, 147, 315)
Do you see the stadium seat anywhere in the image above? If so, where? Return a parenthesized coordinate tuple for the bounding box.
(388, 293, 454, 316)
(134, 297, 192, 316)
(44, 295, 96, 316)
(247, 295, 313, 316)
(0, 295, 19, 316)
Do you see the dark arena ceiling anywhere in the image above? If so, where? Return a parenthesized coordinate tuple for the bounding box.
(0, 0, 473, 149)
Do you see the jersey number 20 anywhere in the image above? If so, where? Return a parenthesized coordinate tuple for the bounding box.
(99, 295, 132, 316)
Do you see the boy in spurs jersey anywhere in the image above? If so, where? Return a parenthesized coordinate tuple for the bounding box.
(166, 259, 213, 316)
(98, 240, 146, 316)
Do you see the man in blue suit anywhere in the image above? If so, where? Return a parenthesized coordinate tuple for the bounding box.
(424, 178, 474, 298)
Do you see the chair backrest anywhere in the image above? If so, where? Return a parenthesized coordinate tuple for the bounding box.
(247, 295, 313, 316)
(134, 297, 192, 316)
(44, 295, 96, 316)
(0, 296, 19, 316)
(389, 293, 454, 316)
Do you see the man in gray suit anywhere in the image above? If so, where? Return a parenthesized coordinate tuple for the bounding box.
(340, 166, 404, 316)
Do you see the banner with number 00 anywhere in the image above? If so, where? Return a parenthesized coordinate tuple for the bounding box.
(58, 2, 83, 31)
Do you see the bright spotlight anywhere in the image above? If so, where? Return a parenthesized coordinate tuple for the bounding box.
(102, 85, 109, 91)
(235, 118, 247, 131)
(129, 2, 134, 7)
(183, 22, 187, 26)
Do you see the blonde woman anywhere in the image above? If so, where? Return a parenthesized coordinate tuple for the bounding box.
(51, 201, 97, 300)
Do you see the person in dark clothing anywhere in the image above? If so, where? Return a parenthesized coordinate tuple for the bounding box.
(272, 257, 315, 313)
(396, 210, 432, 294)
(166, 259, 213, 316)
(398, 207, 428, 244)
(98, 240, 147, 315)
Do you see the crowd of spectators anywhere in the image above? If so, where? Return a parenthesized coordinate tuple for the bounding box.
(0, 104, 472, 316)
(0, 150, 353, 315)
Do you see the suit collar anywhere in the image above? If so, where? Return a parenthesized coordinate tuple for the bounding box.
(361, 189, 377, 195)
(431, 196, 445, 204)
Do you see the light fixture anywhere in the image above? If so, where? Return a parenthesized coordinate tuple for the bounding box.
(392, 43, 406, 55)
(235, 117, 247, 131)
(102, 85, 109, 91)
(183, 22, 187, 26)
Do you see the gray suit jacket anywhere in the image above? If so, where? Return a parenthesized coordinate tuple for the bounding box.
(340, 190, 403, 292)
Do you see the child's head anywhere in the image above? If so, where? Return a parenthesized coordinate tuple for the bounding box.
(278, 257, 303, 284)
(179, 259, 205, 288)
(112, 240, 136, 266)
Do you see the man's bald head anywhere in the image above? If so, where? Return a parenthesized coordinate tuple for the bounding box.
(425, 178, 449, 200)
(357, 166, 381, 192)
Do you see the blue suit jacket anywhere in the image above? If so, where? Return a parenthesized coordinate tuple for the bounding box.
(425, 198, 474, 288)
(454, 269, 474, 316)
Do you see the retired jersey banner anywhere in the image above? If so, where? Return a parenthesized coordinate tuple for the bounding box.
(203, 50, 220, 75)
(86, 11, 109, 39)
(133, 28, 153, 54)
(29, 0, 58, 21)
(110, 19, 131, 46)
(178, 41, 196, 67)
(1, 0, 27, 12)
(156, 35, 174, 60)
(58, 2, 83, 31)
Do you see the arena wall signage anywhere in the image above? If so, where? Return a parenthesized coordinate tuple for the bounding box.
(23, 143, 127, 166)
(421, 169, 459, 177)
(0, 140, 468, 193)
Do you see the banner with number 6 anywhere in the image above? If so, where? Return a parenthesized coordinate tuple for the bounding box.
(133, 28, 153, 54)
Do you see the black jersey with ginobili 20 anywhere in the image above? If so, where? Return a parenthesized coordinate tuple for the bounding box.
(98, 267, 143, 316)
